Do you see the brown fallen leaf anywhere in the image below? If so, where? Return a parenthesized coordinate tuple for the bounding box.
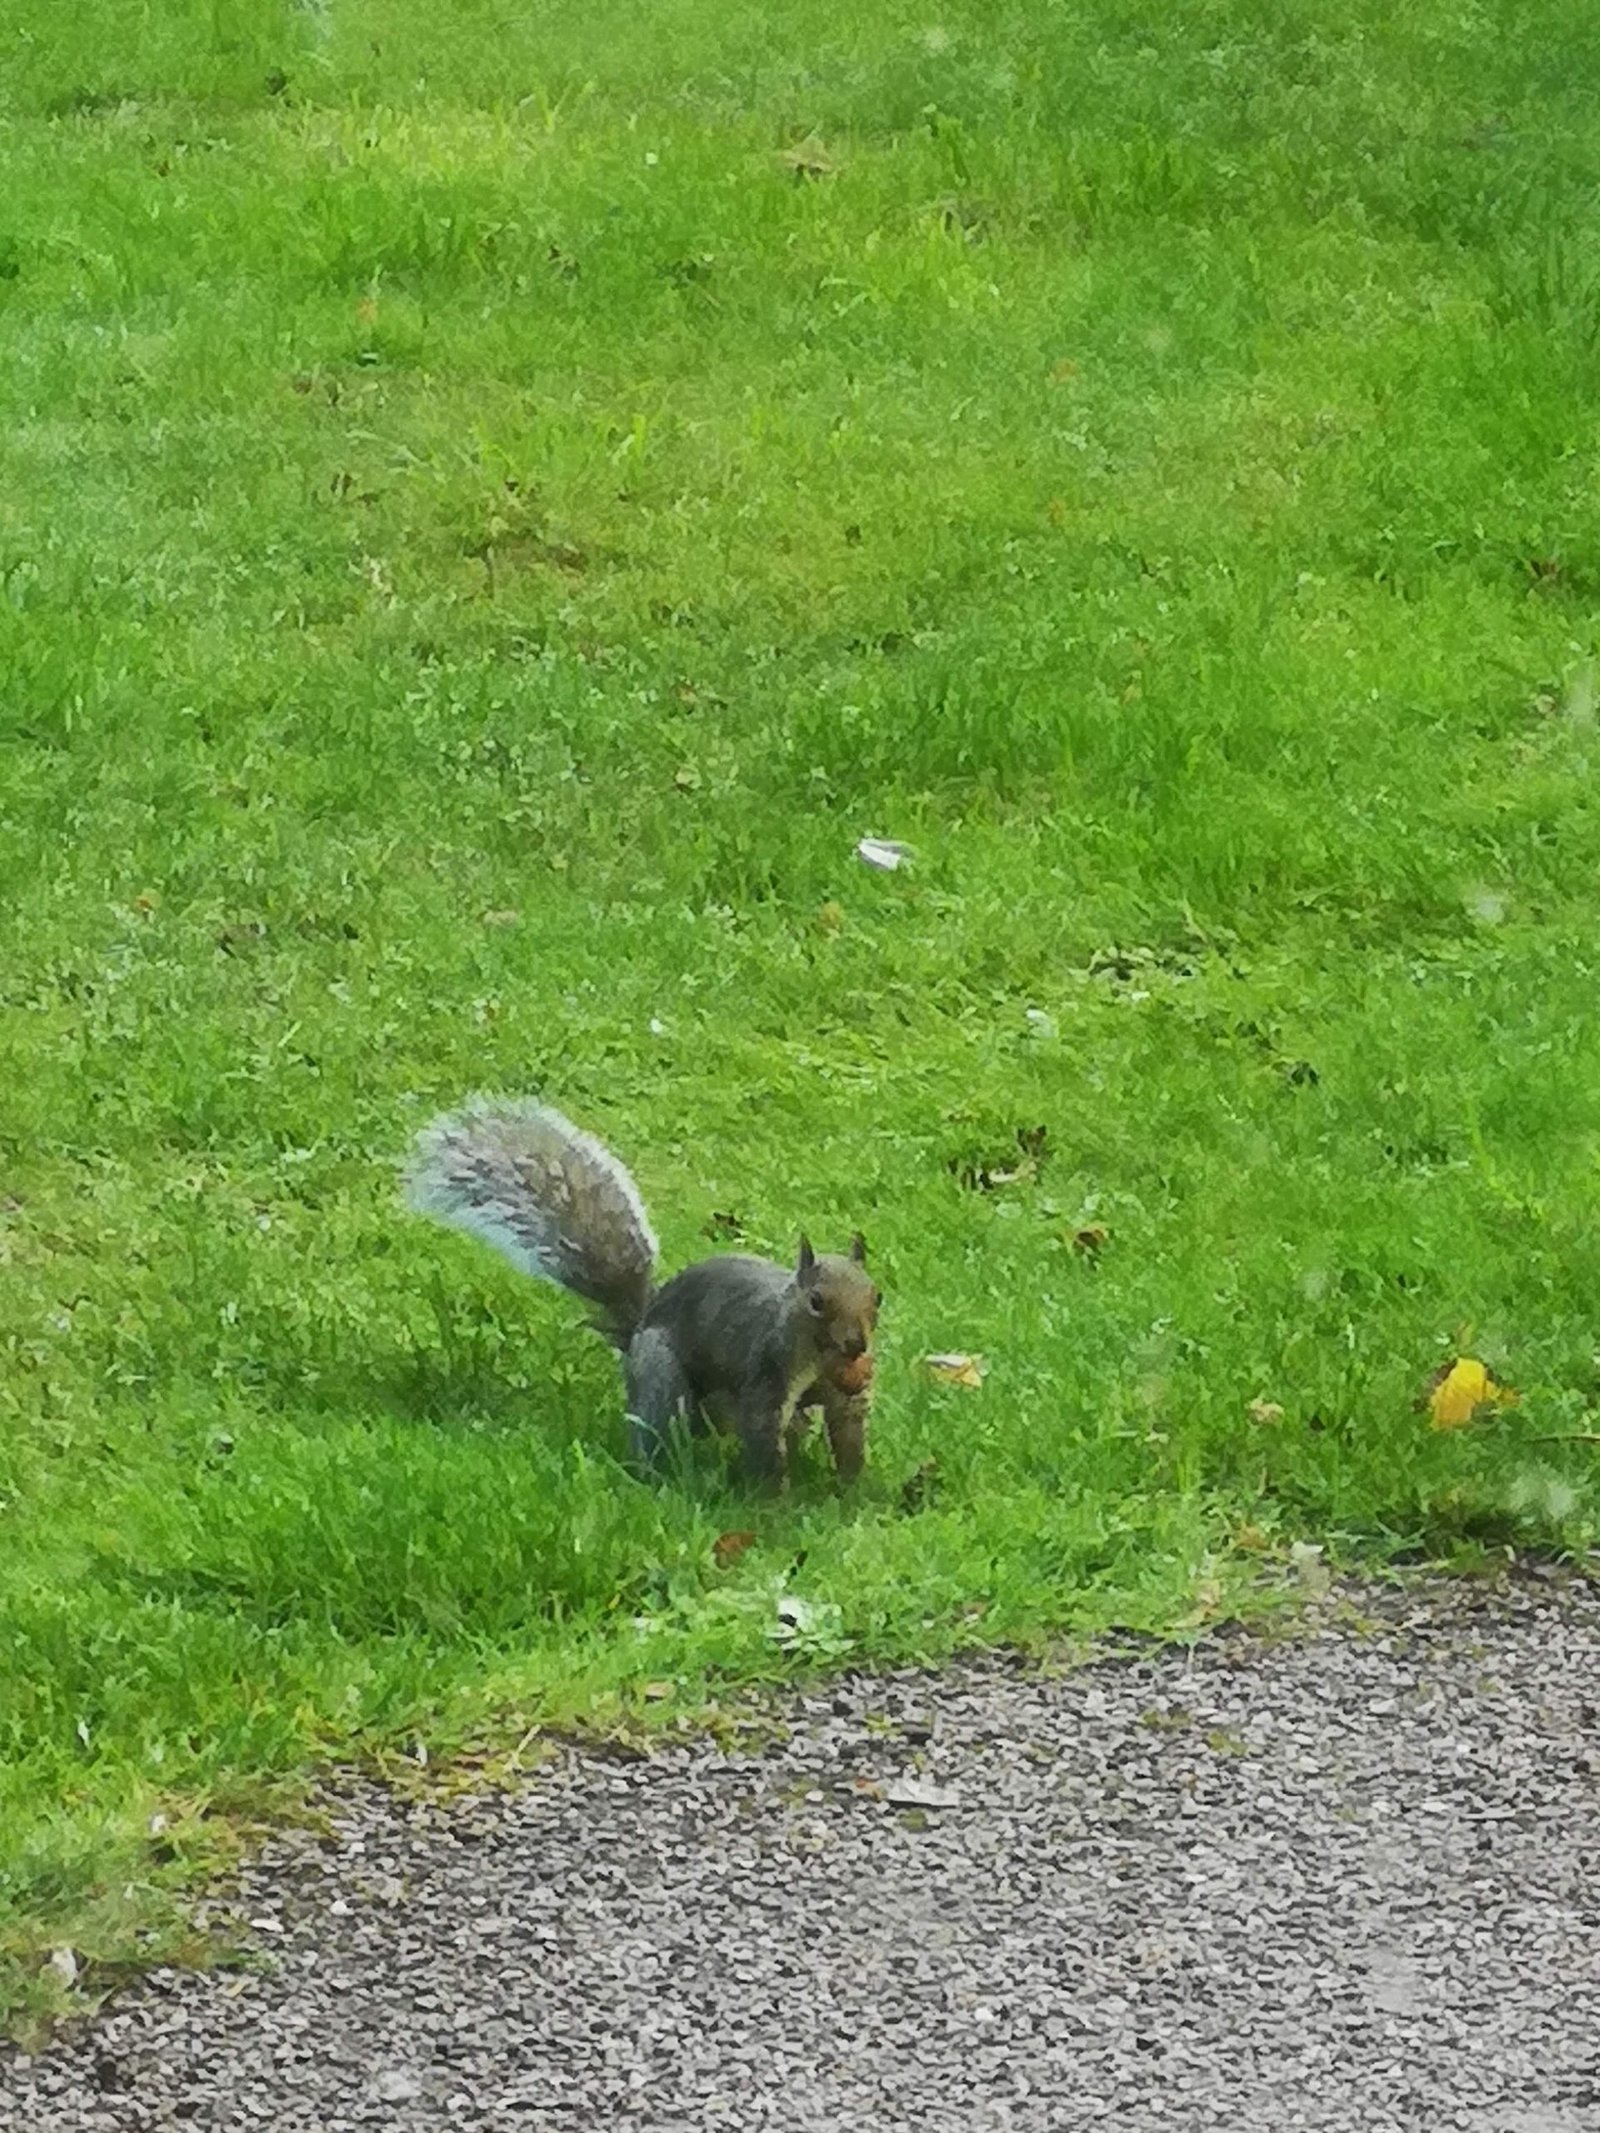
(923, 1353, 985, 1389)
(1072, 1224, 1109, 1256)
(641, 1681, 673, 1702)
(712, 1529, 757, 1570)
(1423, 1357, 1517, 1431)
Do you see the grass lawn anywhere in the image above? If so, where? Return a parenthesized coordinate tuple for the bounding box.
(5, 0, 1600, 2032)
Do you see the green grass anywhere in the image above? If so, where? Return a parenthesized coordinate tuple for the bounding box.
(5, 0, 1600, 2030)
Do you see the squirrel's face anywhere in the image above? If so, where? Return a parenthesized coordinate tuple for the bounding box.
(796, 1232, 880, 1367)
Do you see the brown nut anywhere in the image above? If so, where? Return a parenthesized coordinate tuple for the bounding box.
(830, 1353, 875, 1396)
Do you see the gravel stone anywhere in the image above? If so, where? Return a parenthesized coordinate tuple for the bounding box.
(6, 1578, 1599, 2132)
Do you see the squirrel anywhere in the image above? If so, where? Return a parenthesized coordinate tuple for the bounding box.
(404, 1097, 880, 1488)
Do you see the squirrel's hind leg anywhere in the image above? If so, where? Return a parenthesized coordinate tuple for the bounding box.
(624, 1327, 692, 1474)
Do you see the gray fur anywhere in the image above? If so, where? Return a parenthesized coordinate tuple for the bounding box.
(630, 1255, 864, 1483)
(406, 1097, 876, 1485)
(627, 1260, 806, 1480)
(405, 1097, 657, 1346)
(622, 1326, 693, 1469)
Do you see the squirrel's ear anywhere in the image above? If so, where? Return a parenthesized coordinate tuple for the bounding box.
(849, 1231, 868, 1264)
(796, 1234, 816, 1278)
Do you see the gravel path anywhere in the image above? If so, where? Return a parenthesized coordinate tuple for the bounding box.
(7, 1578, 1600, 2132)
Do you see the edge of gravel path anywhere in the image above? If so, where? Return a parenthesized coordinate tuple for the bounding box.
(7, 1560, 1589, 2054)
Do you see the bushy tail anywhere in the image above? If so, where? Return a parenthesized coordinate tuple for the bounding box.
(405, 1097, 658, 1347)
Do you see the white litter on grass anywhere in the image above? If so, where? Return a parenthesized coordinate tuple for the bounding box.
(856, 837, 913, 872)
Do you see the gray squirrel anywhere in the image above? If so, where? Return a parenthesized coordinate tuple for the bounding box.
(405, 1097, 880, 1487)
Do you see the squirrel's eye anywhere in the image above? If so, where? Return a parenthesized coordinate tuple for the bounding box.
(808, 1292, 826, 1316)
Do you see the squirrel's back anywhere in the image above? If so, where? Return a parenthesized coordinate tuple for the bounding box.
(643, 1254, 794, 1387)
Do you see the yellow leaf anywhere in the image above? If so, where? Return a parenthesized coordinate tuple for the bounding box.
(1426, 1356, 1517, 1431)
